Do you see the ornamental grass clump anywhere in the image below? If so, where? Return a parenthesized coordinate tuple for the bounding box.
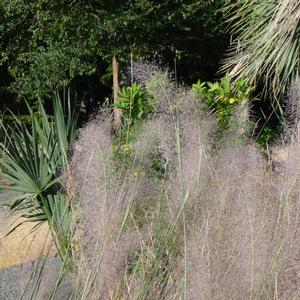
(10, 64, 300, 299)
(67, 106, 170, 298)
(185, 79, 300, 299)
(187, 141, 275, 299)
(64, 63, 217, 299)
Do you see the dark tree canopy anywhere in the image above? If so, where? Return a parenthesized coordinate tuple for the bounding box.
(0, 0, 227, 99)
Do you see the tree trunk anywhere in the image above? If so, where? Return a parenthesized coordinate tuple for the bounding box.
(113, 55, 121, 129)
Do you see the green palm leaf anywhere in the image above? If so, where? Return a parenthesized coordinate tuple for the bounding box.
(222, 0, 300, 104)
(0, 92, 77, 260)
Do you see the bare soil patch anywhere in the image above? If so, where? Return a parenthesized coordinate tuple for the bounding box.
(0, 209, 56, 269)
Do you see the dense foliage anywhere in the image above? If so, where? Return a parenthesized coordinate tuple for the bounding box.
(116, 82, 153, 122)
(192, 75, 255, 132)
(0, 0, 227, 100)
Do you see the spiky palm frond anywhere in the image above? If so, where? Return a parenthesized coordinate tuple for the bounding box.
(0, 92, 77, 259)
(222, 0, 300, 104)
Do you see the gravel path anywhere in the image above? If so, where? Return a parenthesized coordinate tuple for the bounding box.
(0, 191, 19, 207)
(0, 257, 72, 300)
(0, 191, 72, 299)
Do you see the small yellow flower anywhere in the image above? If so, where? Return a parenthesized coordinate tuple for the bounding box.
(229, 98, 236, 104)
(72, 241, 80, 252)
(123, 143, 132, 154)
(133, 170, 145, 177)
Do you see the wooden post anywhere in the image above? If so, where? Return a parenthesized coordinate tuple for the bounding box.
(113, 55, 121, 129)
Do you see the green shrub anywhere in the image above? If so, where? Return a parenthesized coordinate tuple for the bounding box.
(256, 126, 279, 150)
(116, 82, 153, 124)
(192, 75, 255, 132)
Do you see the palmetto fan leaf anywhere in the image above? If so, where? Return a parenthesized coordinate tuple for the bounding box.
(222, 0, 300, 103)
(0, 92, 76, 259)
